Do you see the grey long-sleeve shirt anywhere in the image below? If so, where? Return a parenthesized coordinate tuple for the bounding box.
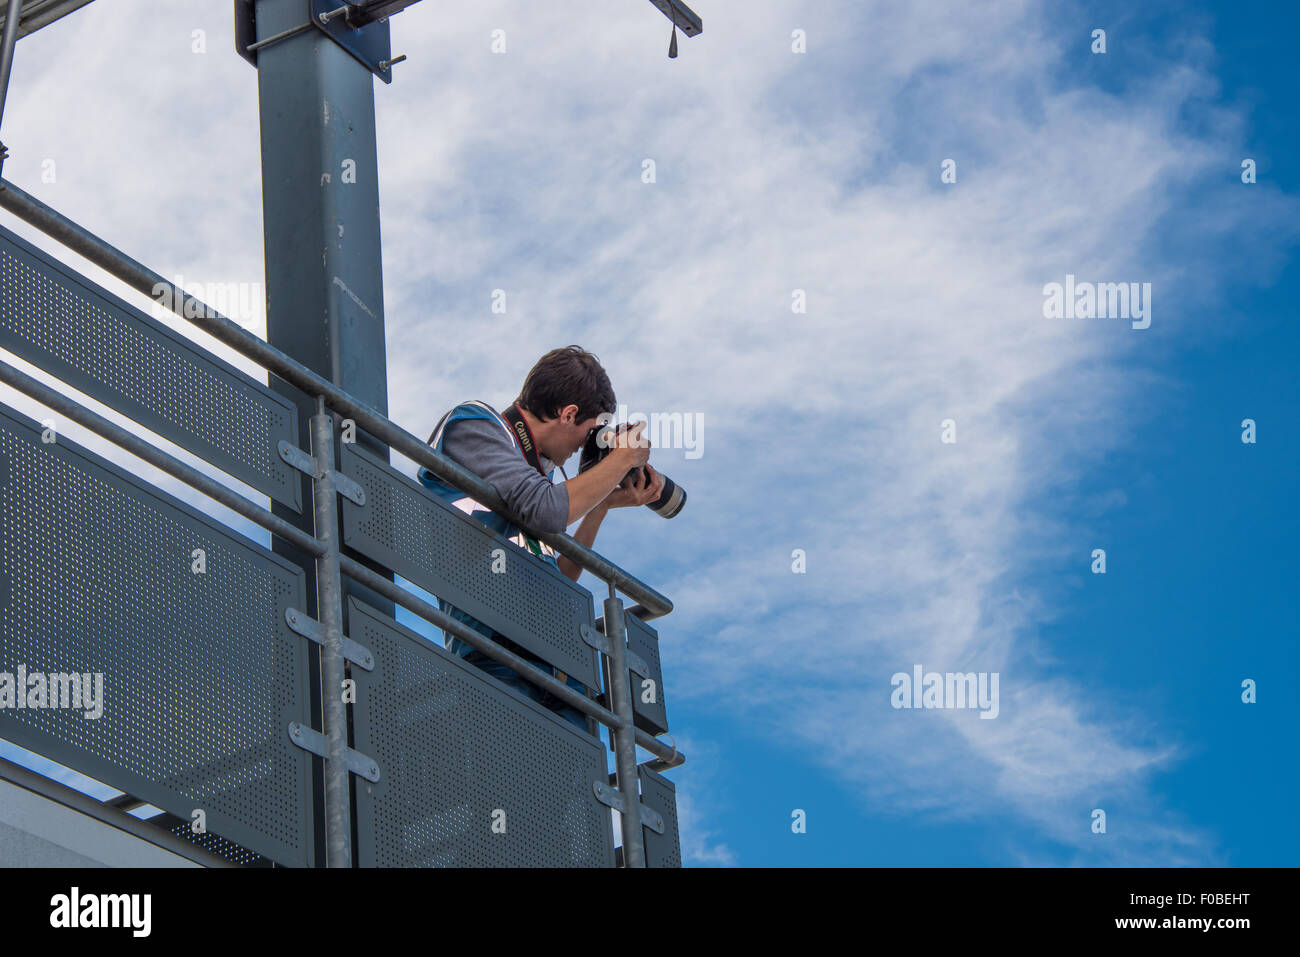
(440, 415, 570, 534)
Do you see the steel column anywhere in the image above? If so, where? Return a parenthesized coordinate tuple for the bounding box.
(251, 0, 395, 625)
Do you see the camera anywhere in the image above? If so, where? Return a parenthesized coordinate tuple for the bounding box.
(579, 422, 686, 519)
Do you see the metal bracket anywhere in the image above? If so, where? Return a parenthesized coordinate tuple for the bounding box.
(330, 470, 366, 506)
(234, 0, 258, 67)
(277, 440, 366, 506)
(288, 722, 381, 782)
(647, 0, 704, 37)
(285, 607, 375, 671)
(278, 439, 319, 478)
(338, 0, 424, 27)
(309, 0, 395, 84)
(580, 624, 650, 678)
(591, 780, 665, 835)
(579, 623, 606, 653)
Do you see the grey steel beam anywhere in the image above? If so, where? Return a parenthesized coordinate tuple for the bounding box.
(251, 1, 390, 867)
(646, 0, 702, 37)
(0, 0, 19, 182)
(250, 14, 394, 860)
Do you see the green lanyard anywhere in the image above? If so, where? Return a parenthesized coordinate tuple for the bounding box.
(522, 534, 544, 559)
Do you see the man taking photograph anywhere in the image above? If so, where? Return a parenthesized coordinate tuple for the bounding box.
(417, 345, 664, 733)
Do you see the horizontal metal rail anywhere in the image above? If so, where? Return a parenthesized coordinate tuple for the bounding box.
(0, 354, 684, 770)
(0, 178, 672, 621)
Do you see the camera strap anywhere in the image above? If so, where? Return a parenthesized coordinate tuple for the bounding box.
(498, 403, 558, 562)
(501, 402, 547, 478)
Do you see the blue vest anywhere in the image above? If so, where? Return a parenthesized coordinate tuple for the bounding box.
(417, 400, 560, 658)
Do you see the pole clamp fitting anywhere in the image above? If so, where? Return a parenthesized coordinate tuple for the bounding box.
(288, 722, 380, 782)
(285, 607, 375, 671)
(580, 624, 650, 678)
(591, 780, 665, 834)
(278, 440, 366, 506)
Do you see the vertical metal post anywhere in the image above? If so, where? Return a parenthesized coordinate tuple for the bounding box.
(603, 583, 646, 867)
(311, 398, 351, 867)
(0, 0, 22, 129)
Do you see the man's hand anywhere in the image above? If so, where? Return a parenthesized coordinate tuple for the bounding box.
(603, 464, 665, 510)
(557, 430, 661, 582)
(562, 421, 654, 525)
(611, 422, 651, 470)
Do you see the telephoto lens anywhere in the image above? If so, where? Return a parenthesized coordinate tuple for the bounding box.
(579, 423, 686, 519)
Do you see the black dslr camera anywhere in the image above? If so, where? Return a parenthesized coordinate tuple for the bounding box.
(579, 422, 686, 519)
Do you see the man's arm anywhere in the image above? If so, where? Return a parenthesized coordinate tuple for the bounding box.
(556, 465, 666, 582)
(556, 504, 610, 582)
(440, 416, 570, 532)
(561, 454, 640, 524)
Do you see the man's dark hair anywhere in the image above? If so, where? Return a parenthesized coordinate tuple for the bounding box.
(516, 345, 616, 423)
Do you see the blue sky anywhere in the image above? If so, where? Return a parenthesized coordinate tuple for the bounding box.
(0, 0, 1296, 866)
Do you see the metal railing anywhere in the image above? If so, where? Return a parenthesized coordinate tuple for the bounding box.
(0, 176, 684, 867)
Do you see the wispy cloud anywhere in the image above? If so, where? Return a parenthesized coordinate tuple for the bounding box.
(666, 733, 737, 867)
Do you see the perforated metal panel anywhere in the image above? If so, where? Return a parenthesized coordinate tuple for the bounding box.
(638, 766, 681, 868)
(0, 403, 314, 866)
(339, 442, 599, 687)
(350, 598, 615, 867)
(0, 223, 301, 511)
(157, 813, 272, 866)
(609, 613, 670, 736)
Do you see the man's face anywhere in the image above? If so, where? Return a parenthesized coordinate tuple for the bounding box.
(546, 405, 603, 463)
